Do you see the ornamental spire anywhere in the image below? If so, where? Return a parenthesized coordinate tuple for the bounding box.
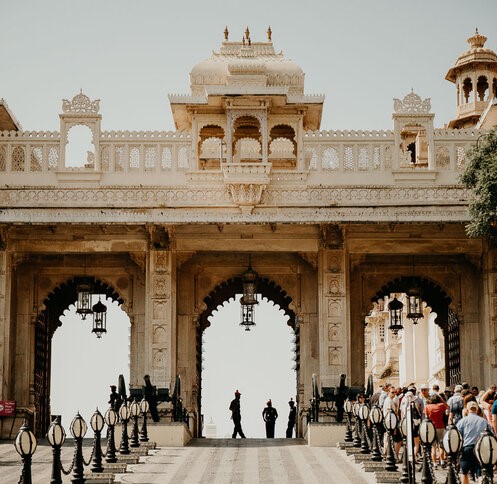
(267, 26, 272, 41)
(224, 26, 229, 41)
(467, 28, 487, 49)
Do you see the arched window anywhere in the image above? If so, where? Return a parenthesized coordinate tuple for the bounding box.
(66, 125, 94, 168)
(477, 75, 489, 101)
(463, 78, 473, 103)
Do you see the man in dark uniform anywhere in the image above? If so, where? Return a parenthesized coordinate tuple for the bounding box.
(143, 374, 160, 422)
(286, 398, 296, 438)
(108, 385, 122, 414)
(229, 390, 246, 438)
(262, 399, 278, 438)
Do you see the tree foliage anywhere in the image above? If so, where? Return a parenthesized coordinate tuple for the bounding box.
(461, 127, 497, 239)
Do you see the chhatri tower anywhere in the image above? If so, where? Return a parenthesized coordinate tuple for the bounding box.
(0, 27, 497, 439)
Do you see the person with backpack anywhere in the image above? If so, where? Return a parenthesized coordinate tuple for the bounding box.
(447, 384, 464, 425)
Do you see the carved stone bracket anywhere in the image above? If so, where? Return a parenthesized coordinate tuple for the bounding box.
(223, 162, 272, 213)
(320, 224, 344, 249)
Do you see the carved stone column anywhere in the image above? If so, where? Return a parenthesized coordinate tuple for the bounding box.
(318, 225, 348, 387)
(0, 244, 11, 402)
(145, 246, 174, 389)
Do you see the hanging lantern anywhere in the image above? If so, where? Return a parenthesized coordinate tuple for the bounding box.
(76, 281, 93, 320)
(388, 296, 404, 334)
(239, 256, 258, 331)
(406, 286, 423, 324)
(240, 303, 256, 331)
(241, 259, 258, 306)
(92, 298, 107, 338)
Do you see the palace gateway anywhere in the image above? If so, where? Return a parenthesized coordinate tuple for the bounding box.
(1, 28, 497, 438)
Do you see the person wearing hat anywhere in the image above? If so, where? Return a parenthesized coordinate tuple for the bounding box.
(229, 390, 246, 438)
(262, 399, 278, 438)
(108, 384, 122, 415)
(286, 398, 296, 438)
(457, 400, 493, 484)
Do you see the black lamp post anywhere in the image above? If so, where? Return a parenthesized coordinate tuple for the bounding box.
(47, 417, 66, 484)
(14, 421, 37, 484)
(475, 428, 497, 484)
(383, 409, 398, 472)
(129, 398, 141, 448)
(369, 405, 383, 462)
(119, 403, 131, 454)
(344, 399, 354, 442)
(90, 409, 105, 473)
(388, 296, 404, 334)
(70, 412, 87, 484)
(104, 407, 118, 463)
(139, 398, 150, 442)
(358, 404, 370, 454)
(352, 402, 361, 448)
(419, 417, 436, 484)
(442, 424, 462, 484)
(406, 287, 423, 324)
(91, 298, 107, 338)
(399, 417, 413, 484)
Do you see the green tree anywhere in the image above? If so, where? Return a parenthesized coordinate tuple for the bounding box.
(461, 127, 497, 239)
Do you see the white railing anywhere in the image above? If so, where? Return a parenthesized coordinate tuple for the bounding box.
(0, 128, 480, 183)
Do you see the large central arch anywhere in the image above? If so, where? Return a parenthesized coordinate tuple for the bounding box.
(196, 276, 299, 437)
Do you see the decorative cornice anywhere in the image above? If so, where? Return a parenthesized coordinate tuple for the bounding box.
(393, 90, 431, 114)
(62, 90, 100, 115)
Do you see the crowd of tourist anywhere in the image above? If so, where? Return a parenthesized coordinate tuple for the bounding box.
(368, 381, 497, 483)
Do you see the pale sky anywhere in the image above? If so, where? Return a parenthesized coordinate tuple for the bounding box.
(4, 0, 497, 438)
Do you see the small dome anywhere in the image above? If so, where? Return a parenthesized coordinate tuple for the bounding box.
(189, 37, 304, 94)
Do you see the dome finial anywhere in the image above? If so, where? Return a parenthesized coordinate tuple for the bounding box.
(224, 26, 229, 41)
(467, 28, 487, 49)
(245, 27, 250, 40)
(267, 26, 272, 41)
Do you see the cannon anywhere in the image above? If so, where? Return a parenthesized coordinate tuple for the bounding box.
(311, 374, 365, 423)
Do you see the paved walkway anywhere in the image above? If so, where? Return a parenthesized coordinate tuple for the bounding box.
(0, 438, 377, 484)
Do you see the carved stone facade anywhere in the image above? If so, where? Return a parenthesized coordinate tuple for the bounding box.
(1, 30, 497, 439)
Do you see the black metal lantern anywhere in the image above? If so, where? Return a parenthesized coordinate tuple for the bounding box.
(369, 405, 383, 462)
(241, 258, 258, 306)
(129, 398, 141, 448)
(104, 407, 118, 464)
(475, 428, 497, 484)
(419, 417, 436, 484)
(76, 281, 93, 320)
(239, 257, 259, 331)
(383, 409, 398, 472)
(406, 286, 423, 324)
(388, 296, 404, 334)
(92, 297, 107, 338)
(240, 303, 256, 331)
(14, 422, 37, 484)
(139, 398, 150, 442)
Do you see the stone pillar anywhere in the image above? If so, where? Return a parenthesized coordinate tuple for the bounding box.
(482, 247, 497, 385)
(145, 249, 174, 389)
(0, 246, 11, 401)
(318, 244, 348, 387)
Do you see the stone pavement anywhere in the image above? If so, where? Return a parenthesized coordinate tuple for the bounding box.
(0, 437, 377, 484)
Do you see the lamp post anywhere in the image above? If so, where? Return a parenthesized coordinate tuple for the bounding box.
(14, 421, 37, 484)
(129, 398, 141, 448)
(358, 404, 370, 454)
(119, 402, 131, 454)
(442, 424, 462, 484)
(104, 407, 118, 463)
(70, 412, 87, 484)
(475, 428, 497, 484)
(352, 402, 362, 448)
(47, 417, 66, 484)
(344, 399, 354, 442)
(369, 405, 383, 462)
(139, 398, 150, 442)
(399, 417, 413, 484)
(419, 417, 436, 484)
(383, 409, 398, 472)
(90, 409, 105, 473)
